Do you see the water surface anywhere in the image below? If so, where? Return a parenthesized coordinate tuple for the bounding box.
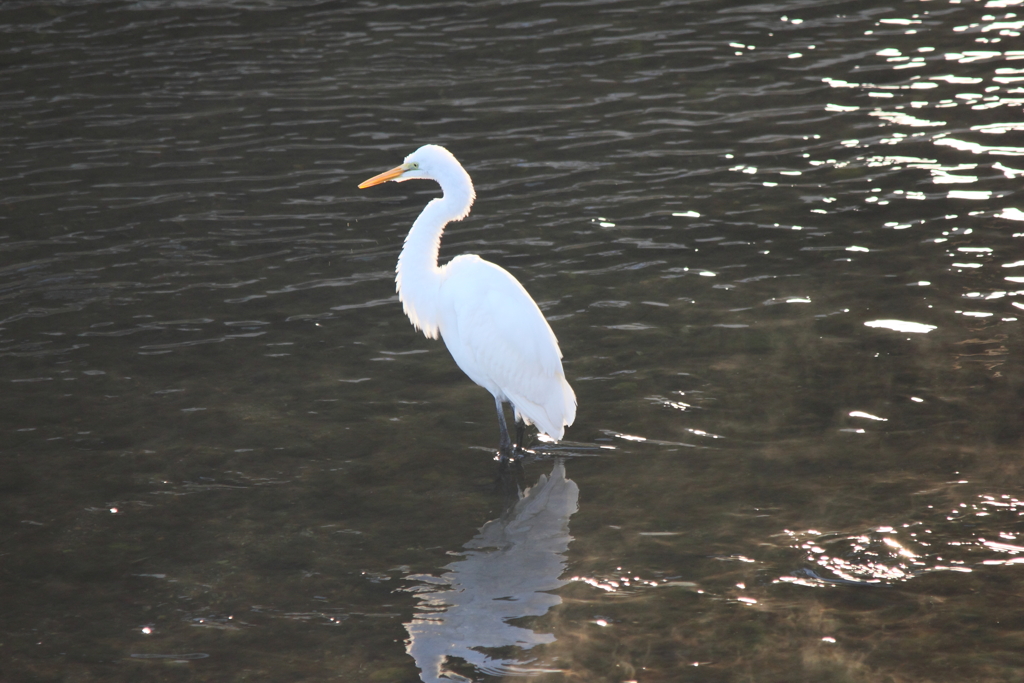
(3, 1, 1024, 681)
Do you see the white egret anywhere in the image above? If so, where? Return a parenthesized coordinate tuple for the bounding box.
(359, 145, 576, 459)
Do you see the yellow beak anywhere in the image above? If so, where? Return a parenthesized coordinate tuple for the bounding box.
(358, 163, 408, 189)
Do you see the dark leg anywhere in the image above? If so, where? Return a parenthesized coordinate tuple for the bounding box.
(494, 395, 514, 461)
(514, 415, 526, 455)
(494, 452, 525, 485)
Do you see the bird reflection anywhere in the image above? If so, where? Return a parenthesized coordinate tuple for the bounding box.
(403, 459, 578, 683)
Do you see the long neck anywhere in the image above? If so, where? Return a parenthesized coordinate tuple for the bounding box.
(396, 170, 475, 339)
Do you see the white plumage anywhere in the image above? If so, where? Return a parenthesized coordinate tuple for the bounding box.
(359, 145, 576, 456)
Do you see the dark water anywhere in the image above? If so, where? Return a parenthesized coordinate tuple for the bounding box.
(3, 1, 1024, 681)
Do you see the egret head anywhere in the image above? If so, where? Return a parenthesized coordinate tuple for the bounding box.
(358, 144, 463, 188)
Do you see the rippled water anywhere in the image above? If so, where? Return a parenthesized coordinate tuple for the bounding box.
(3, 1, 1024, 681)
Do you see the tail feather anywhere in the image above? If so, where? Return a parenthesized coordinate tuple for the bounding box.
(510, 373, 576, 442)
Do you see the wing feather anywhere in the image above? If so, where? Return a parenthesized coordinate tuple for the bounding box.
(437, 256, 575, 439)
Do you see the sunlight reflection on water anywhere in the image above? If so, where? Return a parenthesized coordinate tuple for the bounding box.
(780, 492, 1024, 586)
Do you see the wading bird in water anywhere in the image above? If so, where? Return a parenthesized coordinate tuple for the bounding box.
(359, 145, 576, 461)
